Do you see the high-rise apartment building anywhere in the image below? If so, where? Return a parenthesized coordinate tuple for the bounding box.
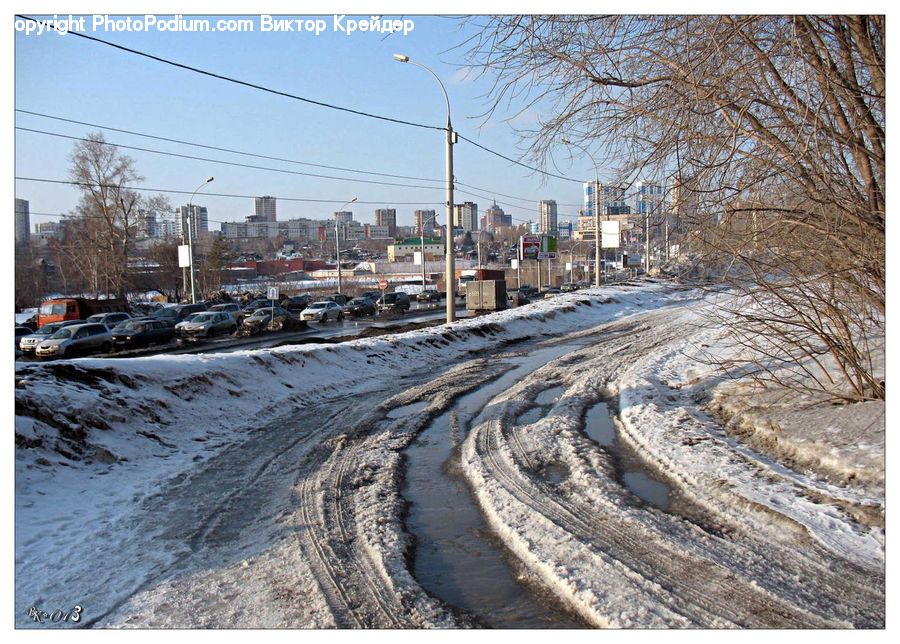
(15, 198, 30, 247)
(538, 199, 558, 234)
(334, 211, 354, 225)
(482, 201, 511, 232)
(453, 202, 478, 233)
(635, 181, 664, 215)
(375, 208, 397, 238)
(415, 209, 436, 237)
(175, 204, 209, 240)
(255, 195, 277, 222)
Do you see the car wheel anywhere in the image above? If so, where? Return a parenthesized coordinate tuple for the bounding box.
(59, 347, 68, 359)
(320, 313, 327, 323)
(337, 312, 344, 321)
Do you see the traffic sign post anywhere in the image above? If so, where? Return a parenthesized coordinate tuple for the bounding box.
(267, 286, 279, 330)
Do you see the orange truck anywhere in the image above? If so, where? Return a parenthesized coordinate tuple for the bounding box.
(36, 297, 129, 328)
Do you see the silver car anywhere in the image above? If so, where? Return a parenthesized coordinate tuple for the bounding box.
(299, 301, 343, 322)
(177, 311, 238, 339)
(35, 322, 113, 359)
(18, 320, 82, 354)
(208, 303, 244, 324)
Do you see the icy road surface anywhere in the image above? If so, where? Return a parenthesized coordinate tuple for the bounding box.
(15, 282, 884, 628)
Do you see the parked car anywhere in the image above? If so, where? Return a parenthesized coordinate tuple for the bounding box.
(15, 326, 32, 352)
(560, 282, 580, 292)
(507, 290, 530, 306)
(321, 293, 350, 307)
(153, 303, 207, 327)
(18, 320, 83, 354)
(177, 311, 239, 339)
(173, 312, 205, 338)
(543, 288, 562, 298)
(36, 296, 128, 328)
(376, 291, 411, 313)
(283, 295, 311, 314)
(86, 311, 132, 328)
(300, 301, 344, 322)
(35, 322, 112, 359)
(242, 298, 280, 316)
(416, 289, 440, 302)
(343, 296, 377, 317)
(208, 303, 245, 324)
(359, 291, 382, 302)
(241, 306, 303, 332)
(110, 318, 175, 349)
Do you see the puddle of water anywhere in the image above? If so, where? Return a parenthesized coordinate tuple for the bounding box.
(403, 341, 590, 628)
(516, 407, 545, 425)
(584, 401, 673, 512)
(622, 472, 671, 509)
(387, 400, 430, 420)
(534, 385, 566, 407)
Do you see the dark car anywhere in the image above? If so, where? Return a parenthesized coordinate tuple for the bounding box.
(242, 306, 304, 332)
(110, 318, 175, 349)
(376, 291, 411, 313)
(416, 289, 440, 302)
(560, 282, 579, 292)
(153, 303, 207, 327)
(283, 295, 311, 314)
(242, 298, 280, 316)
(86, 311, 132, 328)
(343, 296, 377, 317)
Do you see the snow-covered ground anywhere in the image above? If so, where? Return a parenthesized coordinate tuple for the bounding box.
(14, 281, 883, 628)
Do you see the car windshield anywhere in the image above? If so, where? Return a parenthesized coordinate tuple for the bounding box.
(308, 303, 325, 309)
(39, 303, 67, 315)
(155, 308, 177, 318)
(86, 314, 104, 323)
(350, 299, 367, 304)
(49, 328, 74, 340)
(181, 313, 201, 322)
(35, 325, 59, 336)
(192, 314, 215, 322)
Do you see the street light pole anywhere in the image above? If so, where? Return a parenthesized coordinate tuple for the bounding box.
(335, 197, 357, 295)
(187, 176, 214, 304)
(395, 53, 455, 323)
(563, 139, 602, 288)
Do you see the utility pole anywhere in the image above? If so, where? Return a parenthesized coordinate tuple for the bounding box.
(187, 176, 214, 304)
(335, 197, 356, 296)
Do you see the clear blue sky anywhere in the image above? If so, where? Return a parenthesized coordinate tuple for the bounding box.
(15, 13, 595, 232)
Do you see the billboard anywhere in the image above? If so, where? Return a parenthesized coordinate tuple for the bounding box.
(537, 235, 558, 260)
(601, 220, 620, 249)
(519, 235, 541, 261)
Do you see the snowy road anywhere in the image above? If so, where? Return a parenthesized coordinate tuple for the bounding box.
(15, 282, 884, 628)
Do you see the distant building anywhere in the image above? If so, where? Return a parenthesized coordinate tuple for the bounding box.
(453, 201, 478, 232)
(538, 200, 558, 234)
(34, 221, 61, 238)
(557, 220, 573, 241)
(375, 208, 397, 238)
(415, 209, 436, 237)
(175, 204, 208, 240)
(334, 211, 354, 225)
(481, 201, 510, 233)
(635, 181, 664, 216)
(255, 195, 277, 222)
(15, 198, 30, 247)
(388, 238, 445, 262)
(528, 221, 540, 234)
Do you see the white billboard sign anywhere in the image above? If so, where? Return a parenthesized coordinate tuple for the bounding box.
(177, 244, 191, 268)
(601, 220, 620, 249)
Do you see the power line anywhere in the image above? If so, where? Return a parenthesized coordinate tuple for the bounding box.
(16, 108, 444, 184)
(17, 14, 586, 186)
(456, 133, 583, 184)
(14, 176, 444, 206)
(16, 127, 445, 191)
(15, 15, 443, 134)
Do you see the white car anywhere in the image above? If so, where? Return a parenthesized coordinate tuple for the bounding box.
(299, 301, 343, 322)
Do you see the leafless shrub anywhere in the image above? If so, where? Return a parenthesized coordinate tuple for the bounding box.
(464, 15, 884, 400)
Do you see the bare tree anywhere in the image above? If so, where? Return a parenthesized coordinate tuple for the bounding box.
(465, 15, 884, 401)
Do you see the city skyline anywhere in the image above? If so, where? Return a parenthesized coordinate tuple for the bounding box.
(14, 13, 656, 232)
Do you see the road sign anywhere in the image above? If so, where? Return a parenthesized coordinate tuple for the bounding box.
(379, 279, 388, 290)
(267, 286, 279, 300)
(537, 235, 558, 260)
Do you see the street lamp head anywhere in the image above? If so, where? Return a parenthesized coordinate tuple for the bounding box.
(206, 176, 214, 183)
(562, 138, 572, 145)
(350, 197, 358, 203)
(393, 53, 410, 63)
